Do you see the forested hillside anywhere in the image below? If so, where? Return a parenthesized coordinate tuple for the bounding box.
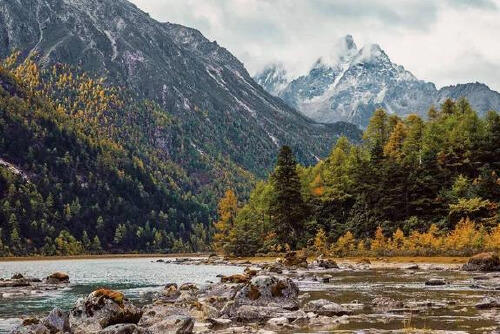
(0, 0, 360, 179)
(0, 54, 254, 255)
(215, 99, 500, 256)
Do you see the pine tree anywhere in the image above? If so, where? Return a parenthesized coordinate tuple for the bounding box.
(114, 224, 127, 246)
(91, 236, 102, 254)
(81, 230, 91, 252)
(269, 146, 307, 248)
(364, 108, 389, 161)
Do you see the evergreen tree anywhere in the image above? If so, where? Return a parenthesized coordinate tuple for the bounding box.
(91, 236, 102, 254)
(269, 146, 307, 248)
(81, 230, 91, 252)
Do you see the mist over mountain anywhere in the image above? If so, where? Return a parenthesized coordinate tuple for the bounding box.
(255, 35, 500, 127)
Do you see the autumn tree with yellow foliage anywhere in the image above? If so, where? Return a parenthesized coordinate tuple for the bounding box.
(213, 190, 238, 253)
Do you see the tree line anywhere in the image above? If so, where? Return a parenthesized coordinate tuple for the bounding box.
(214, 99, 500, 256)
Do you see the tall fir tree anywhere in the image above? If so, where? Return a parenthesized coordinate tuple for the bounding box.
(269, 146, 307, 248)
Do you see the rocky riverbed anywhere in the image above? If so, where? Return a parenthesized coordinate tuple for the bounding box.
(5, 252, 500, 333)
(0, 272, 70, 300)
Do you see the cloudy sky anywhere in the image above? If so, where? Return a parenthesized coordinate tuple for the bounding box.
(129, 0, 500, 91)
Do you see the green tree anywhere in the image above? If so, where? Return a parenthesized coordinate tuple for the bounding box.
(55, 230, 83, 255)
(81, 230, 91, 252)
(91, 236, 102, 253)
(269, 146, 307, 248)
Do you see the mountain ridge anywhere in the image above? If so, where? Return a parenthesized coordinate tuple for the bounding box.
(255, 35, 499, 127)
(0, 0, 361, 180)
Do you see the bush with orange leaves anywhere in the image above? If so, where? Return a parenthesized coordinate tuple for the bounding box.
(316, 218, 499, 257)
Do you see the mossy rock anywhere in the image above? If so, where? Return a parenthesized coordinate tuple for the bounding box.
(93, 288, 125, 306)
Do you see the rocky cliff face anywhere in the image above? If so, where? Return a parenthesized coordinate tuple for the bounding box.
(436, 82, 500, 114)
(255, 35, 500, 127)
(0, 0, 360, 177)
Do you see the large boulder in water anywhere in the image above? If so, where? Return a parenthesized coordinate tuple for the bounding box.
(45, 272, 70, 284)
(69, 289, 142, 333)
(221, 275, 299, 321)
(462, 252, 500, 272)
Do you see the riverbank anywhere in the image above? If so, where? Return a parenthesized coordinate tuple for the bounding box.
(6, 252, 499, 334)
(0, 253, 470, 264)
(0, 253, 206, 262)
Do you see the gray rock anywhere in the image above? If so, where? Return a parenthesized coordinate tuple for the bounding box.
(303, 299, 352, 316)
(69, 290, 142, 333)
(425, 278, 446, 286)
(45, 272, 70, 285)
(220, 275, 300, 321)
(405, 264, 419, 270)
(98, 324, 148, 334)
(145, 315, 194, 334)
(463, 253, 500, 272)
(322, 275, 332, 283)
(139, 304, 190, 328)
(207, 318, 232, 329)
(475, 296, 500, 309)
(42, 308, 70, 333)
(317, 259, 339, 269)
(266, 317, 290, 328)
(10, 320, 50, 334)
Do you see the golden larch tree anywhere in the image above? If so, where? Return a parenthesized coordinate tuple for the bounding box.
(213, 190, 238, 253)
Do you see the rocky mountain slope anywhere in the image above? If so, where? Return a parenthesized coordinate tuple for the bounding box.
(255, 35, 500, 127)
(0, 0, 360, 180)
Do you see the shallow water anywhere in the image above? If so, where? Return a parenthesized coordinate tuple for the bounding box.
(0, 259, 498, 333)
(0, 257, 241, 333)
(296, 267, 499, 333)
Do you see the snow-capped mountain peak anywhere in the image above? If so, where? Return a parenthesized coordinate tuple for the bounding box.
(319, 34, 358, 66)
(354, 43, 387, 64)
(254, 63, 290, 96)
(255, 35, 499, 127)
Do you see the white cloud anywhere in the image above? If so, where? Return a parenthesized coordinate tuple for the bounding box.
(129, 0, 500, 91)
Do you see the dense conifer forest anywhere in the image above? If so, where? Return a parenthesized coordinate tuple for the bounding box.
(214, 100, 500, 256)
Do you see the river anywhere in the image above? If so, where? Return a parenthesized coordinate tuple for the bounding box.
(0, 257, 241, 333)
(0, 258, 498, 333)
